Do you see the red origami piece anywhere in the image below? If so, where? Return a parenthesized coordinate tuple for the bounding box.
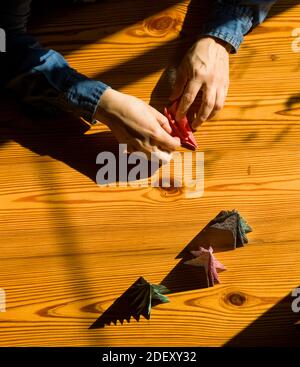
(164, 100, 198, 150)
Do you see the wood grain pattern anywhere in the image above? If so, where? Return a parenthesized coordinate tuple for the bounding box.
(1, 0, 300, 346)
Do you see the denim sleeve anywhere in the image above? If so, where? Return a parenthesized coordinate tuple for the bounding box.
(199, 0, 276, 53)
(0, 0, 110, 123)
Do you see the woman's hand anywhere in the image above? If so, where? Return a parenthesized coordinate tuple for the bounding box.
(170, 36, 230, 129)
(95, 89, 180, 161)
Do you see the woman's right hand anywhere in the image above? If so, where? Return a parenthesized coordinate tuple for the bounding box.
(95, 88, 180, 161)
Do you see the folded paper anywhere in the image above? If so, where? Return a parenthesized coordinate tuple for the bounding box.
(164, 100, 198, 150)
(91, 209, 252, 328)
(184, 246, 226, 286)
(207, 209, 252, 248)
(90, 276, 170, 328)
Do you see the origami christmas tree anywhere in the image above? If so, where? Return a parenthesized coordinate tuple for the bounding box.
(207, 209, 252, 248)
(90, 210, 252, 328)
(90, 276, 170, 328)
(184, 246, 226, 287)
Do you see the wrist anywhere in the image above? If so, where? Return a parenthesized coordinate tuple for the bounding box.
(213, 36, 232, 53)
(98, 88, 118, 112)
(95, 88, 121, 123)
(197, 36, 232, 53)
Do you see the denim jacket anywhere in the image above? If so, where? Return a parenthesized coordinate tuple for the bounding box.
(200, 0, 276, 52)
(0, 0, 276, 122)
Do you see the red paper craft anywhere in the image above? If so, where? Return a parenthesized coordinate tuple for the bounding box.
(164, 100, 198, 150)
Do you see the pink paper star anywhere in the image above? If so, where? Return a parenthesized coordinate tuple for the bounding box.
(184, 246, 226, 286)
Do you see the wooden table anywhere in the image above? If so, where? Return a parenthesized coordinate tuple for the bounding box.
(0, 0, 300, 346)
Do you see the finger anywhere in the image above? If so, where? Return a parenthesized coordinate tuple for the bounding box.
(149, 105, 172, 134)
(209, 87, 226, 120)
(152, 128, 181, 152)
(130, 137, 153, 157)
(131, 138, 173, 163)
(151, 149, 173, 164)
(112, 131, 134, 155)
(109, 124, 142, 157)
(169, 69, 187, 101)
(126, 144, 136, 154)
(130, 146, 172, 164)
(109, 124, 128, 145)
(175, 79, 202, 122)
(192, 86, 216, 129)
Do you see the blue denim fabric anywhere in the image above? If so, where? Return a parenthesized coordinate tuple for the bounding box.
(0, 0, 109, 123)
(199, 0, 276, 52)
(3, 33, 109, 122)
(0, 0, 275, 122)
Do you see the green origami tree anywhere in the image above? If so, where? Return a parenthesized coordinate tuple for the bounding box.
(90, 277, 170, 328)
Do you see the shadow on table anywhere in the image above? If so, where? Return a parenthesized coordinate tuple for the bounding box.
(89, 276, 164, 329)
(0, 96, 158, 184)
(160, 258, 210, 294)
(0, 0, 298, 336)
(224, 288, 300, 346)
(160, 211, 236, 294)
